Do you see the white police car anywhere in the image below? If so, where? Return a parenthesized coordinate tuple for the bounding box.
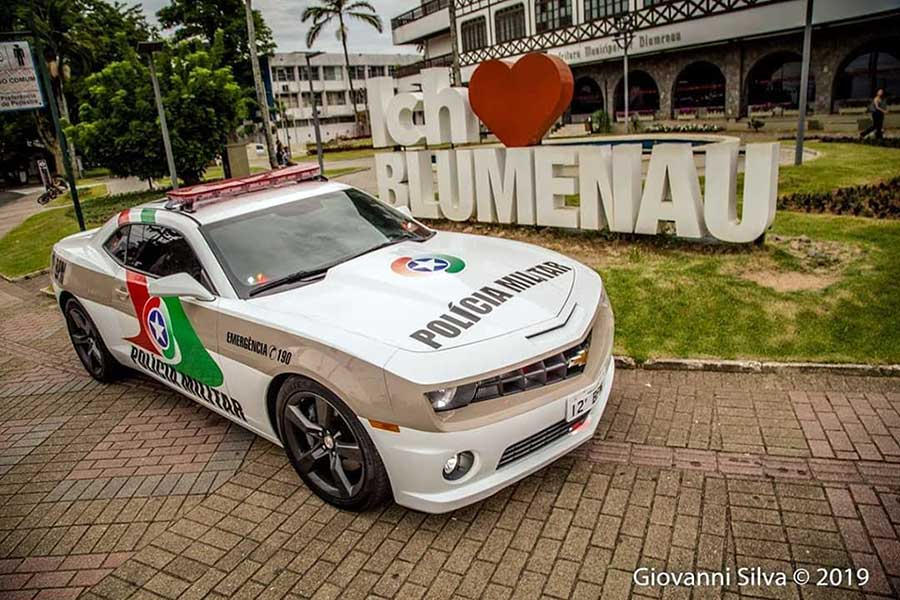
(51, 165, 615, 513)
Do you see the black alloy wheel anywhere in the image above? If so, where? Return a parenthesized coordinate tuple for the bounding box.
(64, 298, 122, 382)
(277, 377, 390, 510)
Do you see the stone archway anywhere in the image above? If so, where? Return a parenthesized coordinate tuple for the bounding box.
(571, 76, 605, 119)
(832, 39, 900, 112)
(745, 51, 815, 113)
(672, 61, 727, 118)
(613, 70, 660, 122)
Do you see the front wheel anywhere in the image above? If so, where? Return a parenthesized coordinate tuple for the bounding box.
(64, 298, 123, 382)
(276, 377, 391, 511)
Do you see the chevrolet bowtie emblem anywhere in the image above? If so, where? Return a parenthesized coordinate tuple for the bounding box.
(567, 348, 589, 368)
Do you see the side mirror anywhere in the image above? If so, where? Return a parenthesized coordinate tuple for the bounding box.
(147, 273, 214, 302)
(395, 205, 413, 218)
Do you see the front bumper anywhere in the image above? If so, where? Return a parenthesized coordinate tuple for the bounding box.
(363, 358, 615, 513)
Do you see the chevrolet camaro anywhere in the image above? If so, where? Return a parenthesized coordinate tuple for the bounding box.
(51, 165, 615, 513)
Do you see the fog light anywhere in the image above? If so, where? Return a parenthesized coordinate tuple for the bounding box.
(442, 451, 474, 481)
(443, 455, 458, 475)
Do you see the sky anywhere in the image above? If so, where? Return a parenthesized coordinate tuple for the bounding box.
(126, 1, 419, 55)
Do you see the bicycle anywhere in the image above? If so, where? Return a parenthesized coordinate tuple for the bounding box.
(37, 175, 68, 205)
(36, 159, 68, 205)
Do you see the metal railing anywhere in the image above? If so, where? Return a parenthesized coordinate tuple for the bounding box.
(391, 0, 450, 29)
(394, 53, 454, 78)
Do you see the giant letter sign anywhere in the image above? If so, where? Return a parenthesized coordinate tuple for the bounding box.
(367, 61, 778, 244)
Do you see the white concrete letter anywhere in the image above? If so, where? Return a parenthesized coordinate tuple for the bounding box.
(535, 146, 579, 229)
(406, 150, 441, 219)
(578, 146, 613, 231)
(385, 92, 426, 147)
(374, 152, 409, 208)
(436, 149, 475, 221)
(635, 144, 707, 238)
(367, 77, 397, 149)
(421, 68, 481, 146)
(473, 148, 535, 224)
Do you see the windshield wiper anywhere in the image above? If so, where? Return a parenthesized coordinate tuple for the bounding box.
(248, 232, 427, 297)
(248, 266, 330, 297)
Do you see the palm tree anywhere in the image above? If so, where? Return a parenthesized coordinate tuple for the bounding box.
(301, 1, 382, 129)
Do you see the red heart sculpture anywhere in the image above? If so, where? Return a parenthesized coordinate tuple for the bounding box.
(468, 53, 574, 148)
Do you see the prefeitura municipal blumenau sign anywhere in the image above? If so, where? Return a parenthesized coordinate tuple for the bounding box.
(0, 41, 44, 112)
(366, 53, 779, 244)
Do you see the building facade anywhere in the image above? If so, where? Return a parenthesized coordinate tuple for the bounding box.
(268, 52, 420, 148)
(391, 0, 900, 123)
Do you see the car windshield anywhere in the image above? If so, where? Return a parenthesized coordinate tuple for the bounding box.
(201, 188, 432, 298)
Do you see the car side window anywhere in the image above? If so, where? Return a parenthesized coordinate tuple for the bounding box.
(104, 226, 129, 264)
(125, 224, 205, 283)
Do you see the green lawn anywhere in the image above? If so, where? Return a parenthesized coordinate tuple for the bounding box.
(321, 148, 378, 162)
(604, 211, 900, 363)
(779, 142, 900, 195)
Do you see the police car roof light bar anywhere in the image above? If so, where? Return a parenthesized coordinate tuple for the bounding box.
(165, 164, 322, 211)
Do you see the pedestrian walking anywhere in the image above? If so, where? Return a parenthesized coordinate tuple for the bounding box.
(860, 88, 888, 140)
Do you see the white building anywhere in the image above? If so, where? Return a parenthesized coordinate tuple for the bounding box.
(268, 52, 420, 149)
(391, 0, 900, 122)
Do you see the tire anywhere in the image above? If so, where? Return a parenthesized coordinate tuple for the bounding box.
(63, 298, 123, 382)
(276, 376, 391, 511)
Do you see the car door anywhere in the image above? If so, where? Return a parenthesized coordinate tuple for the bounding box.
(111, 223, 246, 422)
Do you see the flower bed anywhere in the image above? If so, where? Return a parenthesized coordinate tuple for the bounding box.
(779, 176, 900, 219)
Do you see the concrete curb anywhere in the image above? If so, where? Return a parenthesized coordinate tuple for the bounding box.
(615, 356, 900, 377)
(0, 267, 50, 283)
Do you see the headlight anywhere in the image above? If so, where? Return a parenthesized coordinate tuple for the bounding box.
(425, 383, 476, 412)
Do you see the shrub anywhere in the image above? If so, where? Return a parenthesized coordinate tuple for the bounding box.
(590, 110, 612, 134)
(306, 136, 373, 154)
(778, 177, 900, 219)
(815, 136, 900, 149)
(644, 123, 724, 133)
(748, 118, 766, 132)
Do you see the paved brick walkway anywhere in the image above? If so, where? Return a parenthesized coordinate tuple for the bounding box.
(0, 277, 897, 600)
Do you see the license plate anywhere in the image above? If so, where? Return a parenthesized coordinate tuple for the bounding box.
(566, 382, 601, 422)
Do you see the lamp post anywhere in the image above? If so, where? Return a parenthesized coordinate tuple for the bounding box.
(794, 0, 814, 166)
(613, 12, 635, 133)
(303, 52, 325, 174)
(137, 41, 178, 189)
(245, 0, 279, 170)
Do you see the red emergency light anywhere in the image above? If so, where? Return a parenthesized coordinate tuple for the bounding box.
(165, 163, 322, 211)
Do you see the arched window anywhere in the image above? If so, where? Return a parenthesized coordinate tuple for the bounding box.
(746, 51, 814, 111)
(614, 71, 659, 120)
(833, 42, 900, 111)
(673, 61, 726, 115)
(571, 77, 604, 116)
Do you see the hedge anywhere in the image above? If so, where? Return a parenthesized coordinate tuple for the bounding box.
(815, 136, 900, 149)
(778, 177, 900, 219)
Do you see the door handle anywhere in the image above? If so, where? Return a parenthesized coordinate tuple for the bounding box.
(114, 287, 129, 301)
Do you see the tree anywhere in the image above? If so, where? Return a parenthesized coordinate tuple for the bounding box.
(156, 0, 273, 91)
(67, 34, 248, 185)
(7, 0, 152, 173)
(301, 0, 383, 128)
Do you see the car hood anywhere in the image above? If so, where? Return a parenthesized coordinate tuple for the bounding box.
(249, 231, 576, 352)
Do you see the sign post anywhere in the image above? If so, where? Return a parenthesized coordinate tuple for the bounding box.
(1, 38, 85, 231)
(0, 41, 44, 110)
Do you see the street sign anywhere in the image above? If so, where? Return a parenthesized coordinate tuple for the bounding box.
(0, 41, 45, 112)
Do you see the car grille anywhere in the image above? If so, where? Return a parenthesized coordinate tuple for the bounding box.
(472, 334, 591, 403)
(497, 414, 588, 469)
